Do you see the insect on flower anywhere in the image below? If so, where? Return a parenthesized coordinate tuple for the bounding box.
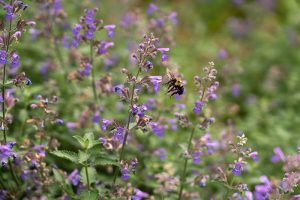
(12, 72, 32, 88)
(164, 71, 185, 97)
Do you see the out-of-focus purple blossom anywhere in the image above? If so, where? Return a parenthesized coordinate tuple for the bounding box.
(232, 162, 243, 176)
(249, 151, 259, 162)
(11, 53, 20, 69)
(4, 5, 13, 21)
(147, 3, 158, 15)
(146, 98, 156, 110)
(99, 137, 107, 145)
(67, 122, 77, 131)
(149, 122, 166, 138)
(270, 147, 285, 163)
(80, 63, 92, 76)
(168, 12, 178, 26)
(68, 169, 80, 186)
(101, 119, 112, 131)
(84, 9, 95, 25)
(39, 62, 50, 76)
(149, 76, 162, 93)
(92, 110, 100, 124)
(232, 84, 241, 97)
(157, 48, 169, 62)
(0, 50, 7, 65)
(168, 119, 177, 131)
(145, 61, 153, 71)
(218, 48, 228, 60)
(154, 148, 166, 161)
(120, 12, 136, 29)
(104, 24, 116, 38)
(113, 127, 125, 144)
(98, 41, 114, 55)
(29, 28, 38, 41)
(231, 0, 245, 6)
(254, 176, 272, 200)
(0, 189, 7, 200)
(72, 24, 82, 48)
(245, 191, 253, 200)
(121, 166, 130, 181)
(34, 145, 46, 158)
(55, 118, 64, 125)
(132, 188, 149, 200)
(0, 142, 17, 166)
(193, 101, 203, 115)
(192, 151, 201, 165)
(53, 0, 62, 13)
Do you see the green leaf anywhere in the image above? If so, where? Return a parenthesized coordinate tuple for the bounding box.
(78, 150, 90, 164)
(93, 156, 117, 166)
(52, 168, 65, 182)
(79, 189, 98, 200)
(51, 150, 78, 163)
(84, 132, 99, 149)
(80, 167, 97, 185)
(73, 135, 86, 148)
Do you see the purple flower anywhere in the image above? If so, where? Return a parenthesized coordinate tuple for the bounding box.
(218, 48, 228, 60)
(67, 122, 77, 131)
(245, 191, 253, 200)
(249, 151, 259, 162)
(114, 85, 125, 98)
(146, 98, 156, 110)
(232, 162, 243, 176)
(131, 104, 138, 115)
(121, 167, 130, 181)
(149, 76, 162, 93)
(85, 24, 96, 40)
(101, 119, 112, 131)
(144, 61, 153, 71)
(232, 84, 241, 97)
(72, 24, 82, 37)
(192, 151, 201, 165)
(53, 0, 62, 13)
(99, 137, 107, 145)
(254, 176, 272, 200)
(154, 148, 166, 161)
(92, 110, 100, 124)
(157, 48, 170, 62)
(81, 63, 92, 76)
(147, 3, 158, 15)
(137, 105, 147, 118)
(193, 101, 203, 115)
(0, 50, 7, 65)
(85, 9, 95, 25)
(270, 147, 285, 163)
(168, 119, 177, 131)
(98, 41, 114, 55)
(113, 127, 125, 144)
(132, 188, 149, 200)
(130, 159, 138, 173)
(104, 25, 116, 38)
(11, 53, 19, 69)
(149, 122, 166, 138)
(168, 12, 178, 26)
(4, 5, 13, 21)
(0, 143, 17, 166)
(55, 118, 64, 125)
(68, 169, 80, 186)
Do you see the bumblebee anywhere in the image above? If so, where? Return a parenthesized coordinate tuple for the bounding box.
(166, 77, 184, 97)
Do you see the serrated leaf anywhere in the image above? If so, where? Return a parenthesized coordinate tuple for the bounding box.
(80, 167, 97, 185)
(51, 150, 78, 163)
(78, 150, 90, 164)
(93, 156, 117, 166)
(79, 189, 98, 200)
(52, 168, 65, 182)
(73, 135, 86, 148)
(84, 132, 99, 149)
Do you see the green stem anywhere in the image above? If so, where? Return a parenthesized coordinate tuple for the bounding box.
(178, 127, 195, 200)
(112, 68, 141, 186)
(90, 40, 98, 103)
(84, 164, 90, 189)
